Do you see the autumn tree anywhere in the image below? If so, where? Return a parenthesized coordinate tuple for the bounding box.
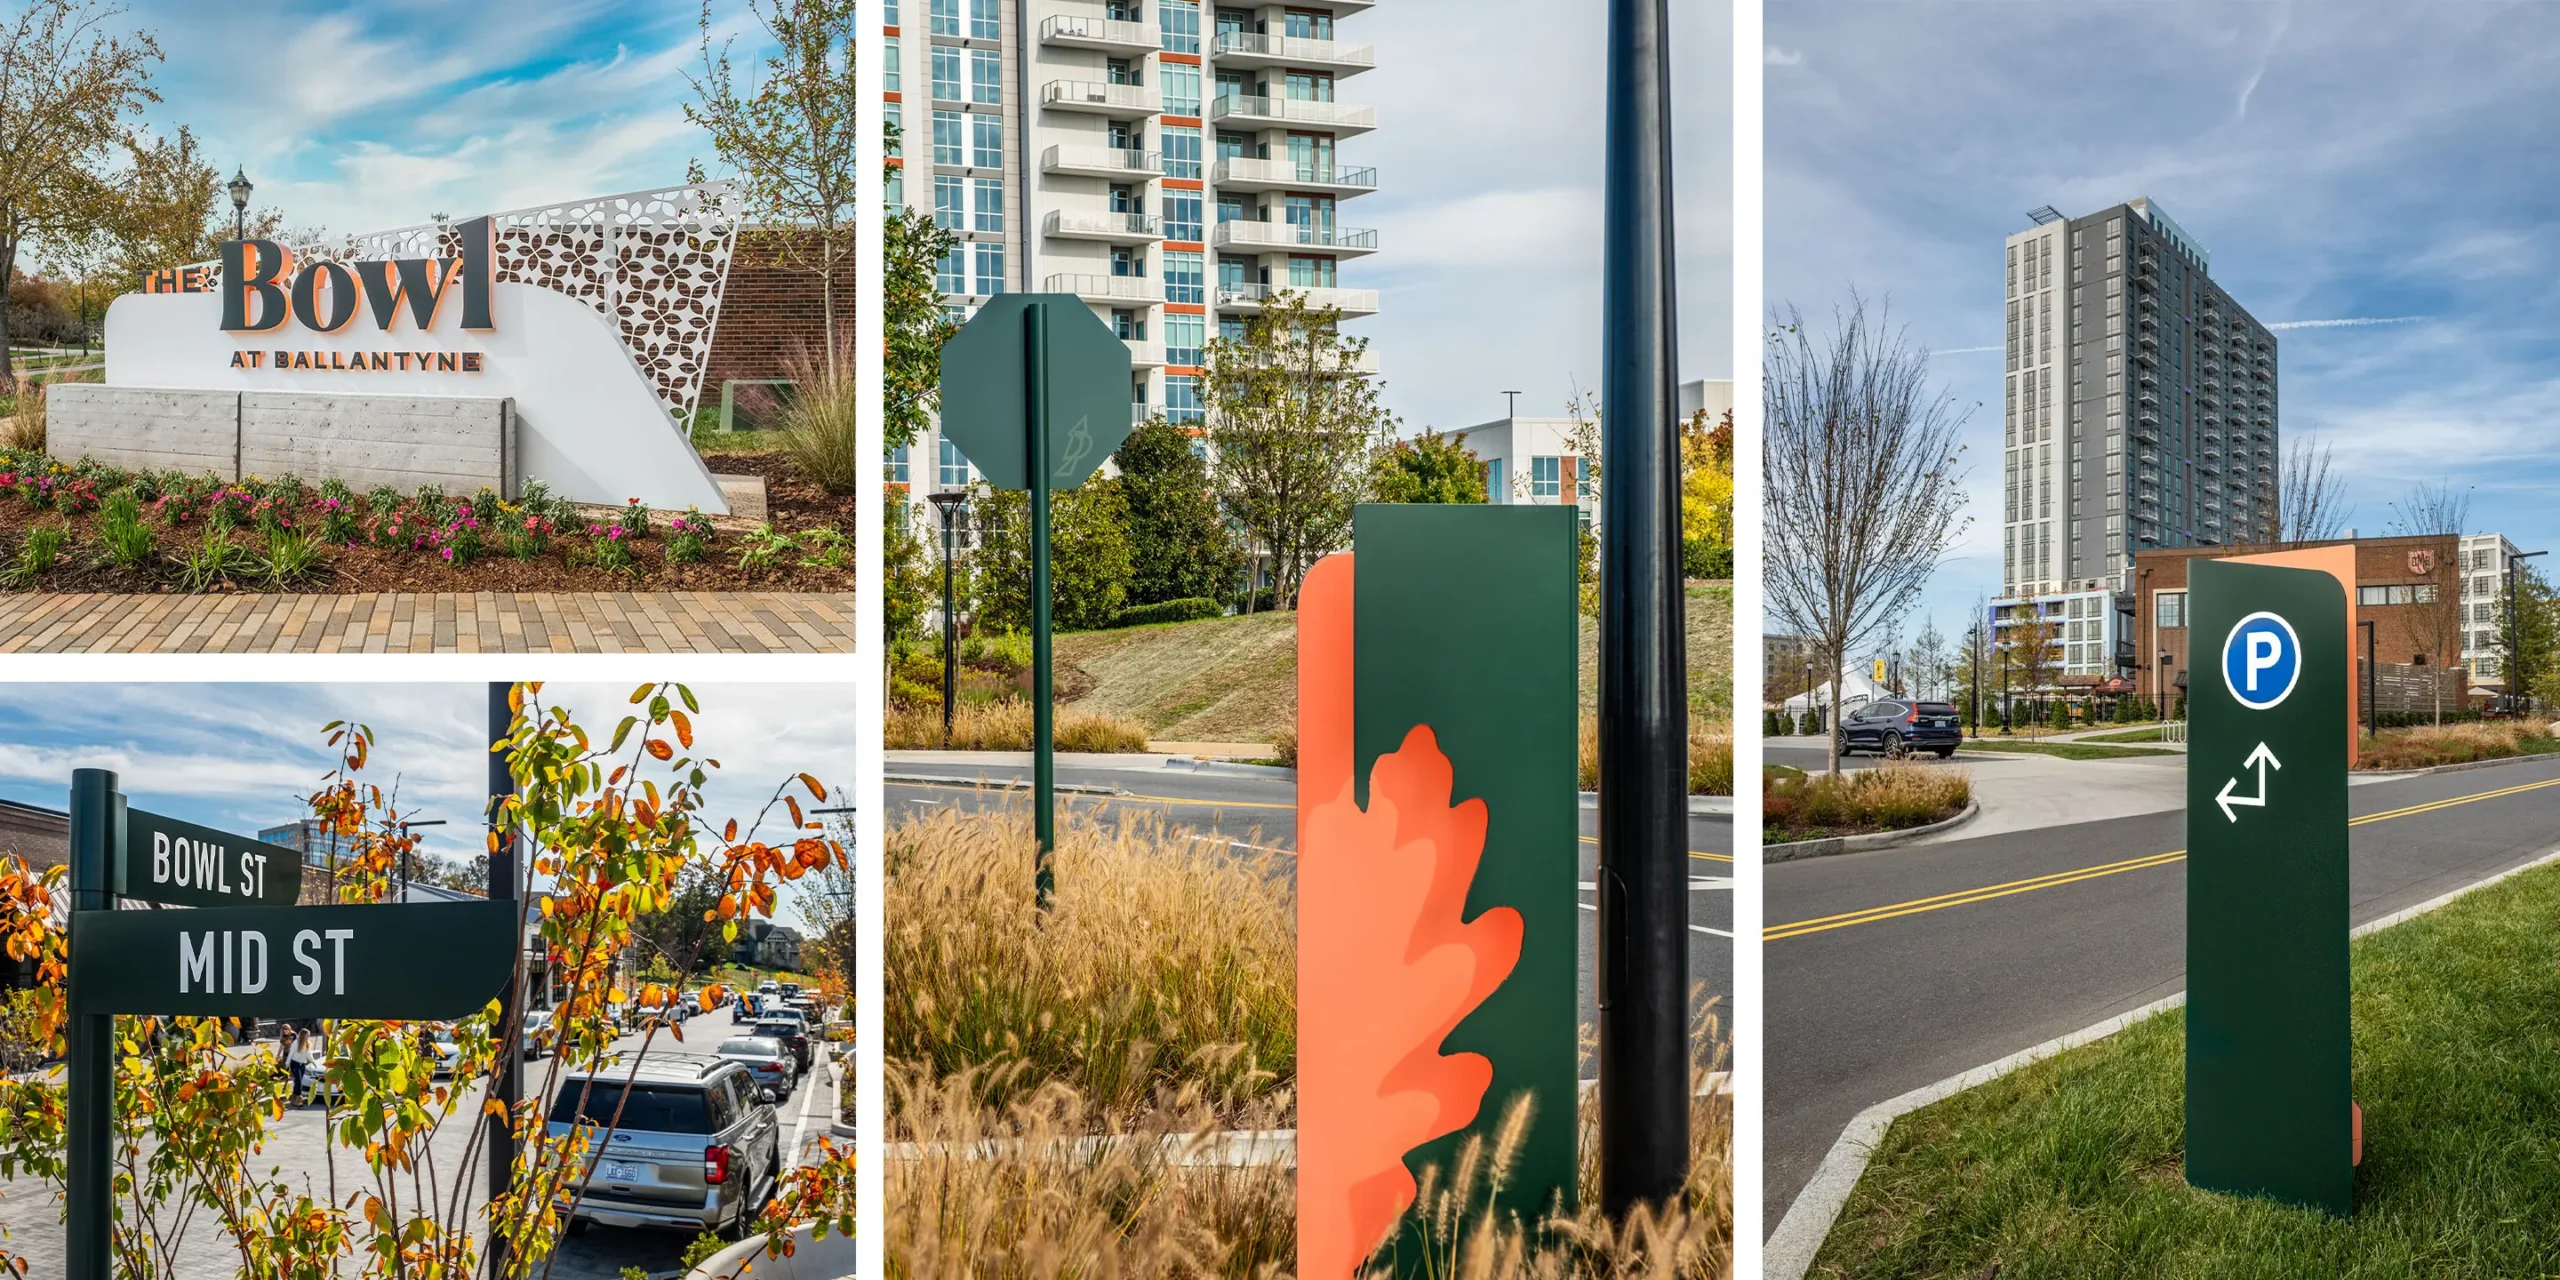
(1997, 613, 2061, 731)
(687, 0, 858, 376)
(1202, 290, 1393, 611)
(1368, 427, 1487, 505)
(1115, 416, 1242, 606)
(0, 0, 162, 381)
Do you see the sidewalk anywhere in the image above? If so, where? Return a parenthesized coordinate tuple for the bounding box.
(0, 591, 856, 653)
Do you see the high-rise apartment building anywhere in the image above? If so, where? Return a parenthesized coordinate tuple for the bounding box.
(884, 0, 1379, 499)
(1993, 197, 2279, 683)
(2458, 532, 2523, 687)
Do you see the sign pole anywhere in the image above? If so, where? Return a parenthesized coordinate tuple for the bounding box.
(66, 767, 116, 1280)
(1597, 0, 1689, 1215)
(1026, 300, 1057, 909)
(485, 682, 520, 1276)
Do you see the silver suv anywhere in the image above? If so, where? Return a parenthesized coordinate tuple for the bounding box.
(547, 1053, 784, 1235)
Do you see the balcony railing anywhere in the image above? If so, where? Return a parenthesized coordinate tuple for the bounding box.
(1039, 13, 1157, 48)
(1208, 93, 1376, 131)
(1043, 80, 1161, 115)
(1044, 209, 1167, 240)
(1209, 155, 1378, 191)
(1045, 273, 1165, 303)
(1210, 30, 1376, 67)
(1214, 282, 1380, 313)
(1212, 220, 1379, 252)
(1042, 144, 1161, 177)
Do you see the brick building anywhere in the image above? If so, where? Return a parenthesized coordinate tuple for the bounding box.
(700, 230, 859, 409)
(2129, 534, 2466, 712)
(0, 799, 67, 871)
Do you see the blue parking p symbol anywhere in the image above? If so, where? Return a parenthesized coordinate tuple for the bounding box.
(2222, 611, 2302, 711)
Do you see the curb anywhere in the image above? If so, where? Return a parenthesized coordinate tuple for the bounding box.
(1763, 843, 2560, 1280)
(882, 771, 1122, 796)
(1762, 800, 1978, 863)
(1580, 791, 1735, 815)
(2354, 748, 2560, 781)
(1161, 757, 1294, 780)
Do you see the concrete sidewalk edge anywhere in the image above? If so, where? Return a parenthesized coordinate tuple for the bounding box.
(1763, 843, 2560, 1280)
(1762, 800, 1978, 863)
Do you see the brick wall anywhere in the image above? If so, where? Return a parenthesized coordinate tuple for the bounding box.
(2131, 534, 2466, 702)
(703, 230, 859, 398)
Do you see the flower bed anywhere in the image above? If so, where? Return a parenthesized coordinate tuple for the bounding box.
(0, 447, 855, 593)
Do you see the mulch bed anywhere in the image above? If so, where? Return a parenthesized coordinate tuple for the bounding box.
(704, 448, 861, 530)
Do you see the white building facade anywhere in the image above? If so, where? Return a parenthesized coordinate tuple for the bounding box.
(1445, 379, 1733, 518)
(2459, 532, 2524, 687)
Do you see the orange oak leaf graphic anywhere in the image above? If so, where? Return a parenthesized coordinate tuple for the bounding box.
(1298, 552, 1524, 1280)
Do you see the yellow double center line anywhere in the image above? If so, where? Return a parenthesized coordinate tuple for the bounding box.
(1766, 774, 2560, 942)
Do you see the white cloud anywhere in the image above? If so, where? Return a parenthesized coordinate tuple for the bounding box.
(1766, 45, 1806, 67)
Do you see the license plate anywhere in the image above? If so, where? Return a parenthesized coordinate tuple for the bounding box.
(601, 1161, 641, 1183)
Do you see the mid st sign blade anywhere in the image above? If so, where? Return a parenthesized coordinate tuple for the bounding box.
(69, 900, 518, 1021)
(118, 804, 303, 908)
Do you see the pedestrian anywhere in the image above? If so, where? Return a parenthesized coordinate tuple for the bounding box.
(285, 1029, 314, 1107)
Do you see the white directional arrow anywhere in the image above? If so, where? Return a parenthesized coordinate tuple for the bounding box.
(2215, 741, 2283, 823)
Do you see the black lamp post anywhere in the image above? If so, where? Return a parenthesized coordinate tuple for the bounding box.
(1801, 660, 1813, 735)
(1968, 623, 1983, 739)
(926, 491, 969, 748)
(392, 819, 447, 899)
(227, 169, 253, 241)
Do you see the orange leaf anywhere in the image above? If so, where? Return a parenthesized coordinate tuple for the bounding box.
(672, 710, 694, 748)
(798, 773, 827, 801)
(645, 739, 673, 761)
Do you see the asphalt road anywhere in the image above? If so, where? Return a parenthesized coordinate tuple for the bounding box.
(887, 755, 1735, 1058)
(0, 1007, 844, 1279)
(1764, 751, 2560, 1233)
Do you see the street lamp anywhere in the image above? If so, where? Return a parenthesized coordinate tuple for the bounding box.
(926, 491, 969, 748)
(1801, 660, 1814, 736)
(392, 819, 447, 899)
(2509, 548, 2547, 715)
(227, 169, 253, 240)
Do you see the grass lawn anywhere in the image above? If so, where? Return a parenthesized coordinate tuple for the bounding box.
(1962, 739, 2179, 761)
(2076, 724, 2184, 744)
(1815, 855, 2560, 1279)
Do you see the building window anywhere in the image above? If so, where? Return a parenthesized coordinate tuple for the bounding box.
(933, 110, 963, 165)
(884, 167, 903, 210)
(1284, 71, 1334, 102)
(2415, 584, 2440, 604)
(971, 49, 1002, 104)
(1161, 125, 1202, 178)
(1530, 456, 1562, 498)
(936, 246, 967, 295)
(884, 0, 900, 25)
(970, 0, 1000, 39)
(1165, 374, 1203, 424)
(887, 444, 910, 484)
(930, 0, 959, 35)
(884, 37, 900, 92)
(1163, 250, 1204, 304)
(1288, 255, 1336, 288)
(2157, 591, 2185, 629)
(931, 46, 961, 100)
(2358, 584, 2418, 607)
(886, 101, 903, 154)
(1283, 9, 1332, 38)
(1161, 63, 1201, 116)
(1164, 191, 1201, 242)
(973, 176, 1005, 232)
(973, 243, 1006, 296)
(1165, 312, 1203, 366)
(1160, 0, 1199, 52)
(938, 438, 975, 487)
(971, 114, 1002, 168)
(932, 175, 964, 229)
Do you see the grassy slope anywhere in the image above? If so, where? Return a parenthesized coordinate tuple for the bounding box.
(1817, 856, 2560, 1279)
(1056, 583, 1736, 744)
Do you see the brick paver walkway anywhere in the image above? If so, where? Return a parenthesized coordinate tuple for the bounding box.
(0, 592, 857, 652)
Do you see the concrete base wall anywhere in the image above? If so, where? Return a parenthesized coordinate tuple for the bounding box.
(240, 391, 516, 498)
(46, 385, 238, 476)
(43, 386, 518, 498)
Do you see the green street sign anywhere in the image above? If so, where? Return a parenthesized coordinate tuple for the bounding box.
(2185, 558, 2352, 1215)
(936, 293, 1135, 490)
(117, 804, 303, 908)
(69, 899, 519, 1021)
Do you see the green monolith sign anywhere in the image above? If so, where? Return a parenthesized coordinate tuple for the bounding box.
(2186, 558, 2352, 1214)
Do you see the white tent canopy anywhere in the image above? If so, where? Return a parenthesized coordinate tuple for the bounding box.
(1777, 669, 1887, 716)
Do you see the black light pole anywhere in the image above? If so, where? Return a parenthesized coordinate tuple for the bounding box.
(65, 768, 115, 1280)
(1969, 625, 1982, 739)
(484, 683, 520, 1280)
(1802, 659, 1813, 735)
(2509, 549, 2546, 715)
(393, 818, 447, 899)
(1595, 0, 1685, 1217)
(227, 168, 253, 241)
(928, 491, 968, 748)
(2357, 621, 2376, 738)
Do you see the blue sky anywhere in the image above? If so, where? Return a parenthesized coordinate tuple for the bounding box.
(82, 0, 1730, 436)
(1767, 0, 2560, 654)
(0, 683, 859, 930)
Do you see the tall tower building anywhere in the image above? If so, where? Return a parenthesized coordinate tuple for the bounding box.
(1993, 197, 2279, 682)
(884, 0, 1379, 496)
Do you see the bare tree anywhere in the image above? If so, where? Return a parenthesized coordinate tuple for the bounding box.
(1906, 616, 1951, 701)
(2277, 431, 2353, 545)
(2387, 479, 2471, 725)
(0, 0, 161, 381)
(1764, 295, 1975, 773)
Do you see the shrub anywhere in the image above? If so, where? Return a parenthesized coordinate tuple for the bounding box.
(774, 339, 863, 493)
(960, 629, 1033, 676)
(91, 492, 156, 569)
(798, 526, 852, 570)
(1765, 761, 1970, 838)
(2361, 721, 2556, 771)
(1112, 596, 1223, 628)
(263, 529, 321, 587)
(3, 523, 67, 586)
(1683, 539, 1735, 580)
(176, 527, 263, 592)
(3, 377, 45, 451)
(883, 699, 1150, 752)
(734, 523, 797, 571)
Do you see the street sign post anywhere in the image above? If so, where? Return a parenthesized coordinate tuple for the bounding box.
(937, 294, 1134, 904)
(2186, 558, 2353, 1214)
(118, 804, 304, 907)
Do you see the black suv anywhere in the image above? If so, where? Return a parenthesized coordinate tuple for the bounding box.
(1837, 698, 1962, 758)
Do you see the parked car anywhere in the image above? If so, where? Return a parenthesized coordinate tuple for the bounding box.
(731, 993, 760, 1025)
(417, 1026, 462, 1078)
(777, 982, 801, 1003)
(712, 1035, 796, 1102)
(522, 1010, 553, 1061)
(1837, 698, 1963, 758)
(547, 1054, 783, 1235)
(751, 1018, 812, 1073)
(679, 991, 702, 1019)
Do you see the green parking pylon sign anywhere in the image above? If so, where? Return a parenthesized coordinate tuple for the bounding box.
(2185, 558, 2352, 1214)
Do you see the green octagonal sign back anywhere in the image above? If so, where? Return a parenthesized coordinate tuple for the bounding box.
(937, 293, 1136, 490)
